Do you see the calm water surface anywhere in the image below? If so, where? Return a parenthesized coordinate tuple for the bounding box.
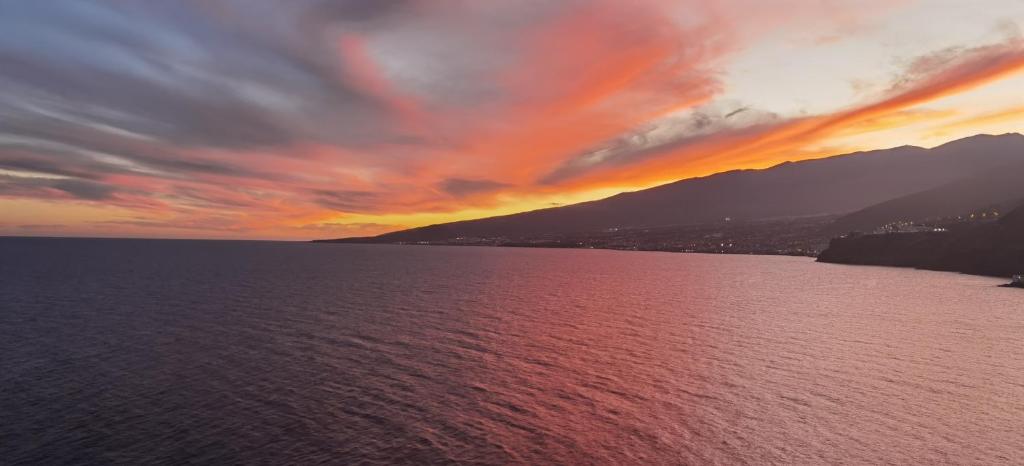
(2, 238, 1023, 465)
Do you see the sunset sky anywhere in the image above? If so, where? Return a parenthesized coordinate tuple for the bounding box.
(2, 0, 1023, 240)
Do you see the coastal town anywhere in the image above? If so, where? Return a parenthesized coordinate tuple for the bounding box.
(391, 206, 1012, 262)
(397, 215, 837, 256)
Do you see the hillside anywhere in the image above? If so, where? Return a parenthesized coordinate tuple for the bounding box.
(320, 133, 1024, 244)
(830, 159, 1024, 233)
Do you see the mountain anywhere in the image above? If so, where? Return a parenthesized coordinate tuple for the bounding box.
(829, 159, 1024, 233)
(319, 133, 1024, 244)
(818, 204, 1024, 278)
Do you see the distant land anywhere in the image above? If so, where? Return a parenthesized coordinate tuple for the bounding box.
(317, 133, 1024, 265)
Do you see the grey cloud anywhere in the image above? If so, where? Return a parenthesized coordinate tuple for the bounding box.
(312, 190, 382, 213)
(0, 1, 408, 213)
(93, 216, 244, 232)
(14, 224, 66, 231)
(0, 1, 418, 158)
(312, 0, 415, 24)
(51, 179, 117, 200)
(724, 107, 749, 119)
(299, 221, 402, 232)
(540, 103, 781, 184)
(168, 187, 265, 210)
(0, 175, 118, 201)
(438, 178, 510, 197)
(0, 122, 287, 183)
(0, 154, 107, 180)
(888, 27, 1023, 94)
(0, 0, 713, 218)
(366, 2, 580, 110)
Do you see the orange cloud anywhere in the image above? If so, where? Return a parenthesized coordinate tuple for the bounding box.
(928, 105, 1024, 138)
(437, 0, 727, 188)
(3, 0, 1022, 240)
(336, 33, 427, 133)
(540, 36, 1024, 191)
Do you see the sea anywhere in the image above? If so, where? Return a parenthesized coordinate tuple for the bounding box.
(2, 237, 1023, 465)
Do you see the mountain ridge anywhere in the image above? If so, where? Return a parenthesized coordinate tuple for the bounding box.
(318, 133, 1024, 244)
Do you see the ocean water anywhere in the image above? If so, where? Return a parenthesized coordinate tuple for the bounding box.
(2, 238, 1023, 465)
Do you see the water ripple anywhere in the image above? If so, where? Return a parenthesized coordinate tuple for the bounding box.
(2, 238, 1022, 464)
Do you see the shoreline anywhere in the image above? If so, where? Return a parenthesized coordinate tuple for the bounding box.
(312, 239, 819, 258)
(319, 240, 1022, 283)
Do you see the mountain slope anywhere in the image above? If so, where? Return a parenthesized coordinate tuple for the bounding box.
(322, 133, 1024, 243)
(830, 159, 1024, 233)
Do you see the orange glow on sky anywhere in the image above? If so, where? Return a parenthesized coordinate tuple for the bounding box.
(1, 0, 1023, 239)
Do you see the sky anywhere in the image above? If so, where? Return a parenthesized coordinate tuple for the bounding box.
(1, 0, 1023, 240)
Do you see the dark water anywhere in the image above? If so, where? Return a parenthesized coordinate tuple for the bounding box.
(2, 238, 1023, 465)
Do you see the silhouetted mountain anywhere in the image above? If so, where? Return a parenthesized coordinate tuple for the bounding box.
(830, 159, 1024, 233)
(319, 133, 1024, 244)
(818, 204, 1024, 278)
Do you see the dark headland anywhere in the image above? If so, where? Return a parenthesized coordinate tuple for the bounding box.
(817, 204, 1024, 278)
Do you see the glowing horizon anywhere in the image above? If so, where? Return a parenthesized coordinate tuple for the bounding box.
(2, 1, 1024, 240)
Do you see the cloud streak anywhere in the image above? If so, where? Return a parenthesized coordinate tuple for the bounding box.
(536, 33, 1024, 188)
(0, 0, 1022, 238)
